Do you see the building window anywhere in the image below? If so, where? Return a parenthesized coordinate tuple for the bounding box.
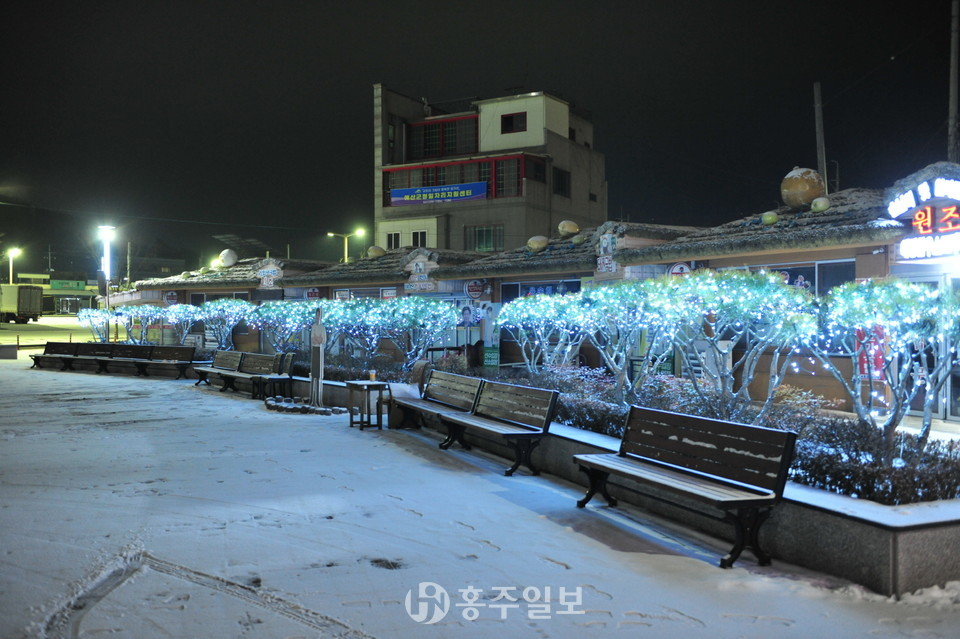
(407, 116, 478, 160)
(501, 112, 527, 134)
(465, 225, 504, 252)
(412, 230, 427, 247)
(553, 167, 571, 198)
(386, 232, 401, 250)
(496, 158, 521, 197)
(525, 157, 546, 183)
(589, 192, 598, 202)
(384, 155, 528, 205)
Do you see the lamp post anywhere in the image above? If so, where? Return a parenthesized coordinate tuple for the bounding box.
(7, 247, 21, 284)
(326, 228, 365, 263)
(97, 225, 116, 282)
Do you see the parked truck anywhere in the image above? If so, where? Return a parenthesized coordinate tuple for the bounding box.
(0, 284, 43, 323)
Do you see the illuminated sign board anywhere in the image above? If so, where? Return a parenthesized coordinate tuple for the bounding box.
(887, 167, 960, 260)
(390, 182, 487, 206)
(887, 177, 960, 217)
(897, 205, 960, 260)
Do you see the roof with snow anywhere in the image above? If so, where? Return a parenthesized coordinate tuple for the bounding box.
(279, 247, 483, 286)
(137, 257, 331, 290)
(614, 188, 908, 265)
(431, 221, 696, 279)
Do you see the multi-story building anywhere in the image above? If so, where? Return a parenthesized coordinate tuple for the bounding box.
(373, 84, 607, 253)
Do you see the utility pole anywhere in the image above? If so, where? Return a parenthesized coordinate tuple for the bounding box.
(950, 0, 959, 162)
(814, 82, 828, 194)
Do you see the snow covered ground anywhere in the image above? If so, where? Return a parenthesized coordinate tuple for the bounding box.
(2, 353, 960, 638)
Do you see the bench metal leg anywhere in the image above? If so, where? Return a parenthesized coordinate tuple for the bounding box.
(220, 377, 238, 393)
(438, 421, 469, 450)
(720, 507, 772, 568)
(194, 372, 210, 386)
(505, 438, 542, 476)
(575, 466, 618, 508)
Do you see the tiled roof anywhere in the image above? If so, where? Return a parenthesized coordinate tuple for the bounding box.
(279, 247, 483, 286)
(432, 221, 696, 279)
(137, 258, 330, 289)
(614, 188, 907, 265)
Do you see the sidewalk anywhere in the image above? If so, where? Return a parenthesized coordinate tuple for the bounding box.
(2, 353, 960, 638)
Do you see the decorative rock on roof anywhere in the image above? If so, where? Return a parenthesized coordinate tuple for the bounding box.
(137, 257, 331, 290)
(280, 247, 482, 287)
(431, 221, 695, 279)
(614, 188, 907, 265)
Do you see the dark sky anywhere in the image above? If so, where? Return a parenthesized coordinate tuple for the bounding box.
(1, 0, 956, 272)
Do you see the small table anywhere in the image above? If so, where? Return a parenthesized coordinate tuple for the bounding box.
(346, 380, 390, 430)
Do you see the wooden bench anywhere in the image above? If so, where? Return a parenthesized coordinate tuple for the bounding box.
(29, 342, 79, 369)
(390, 370, 482, 429)
(94, 344, 153, 374)
(195, 351, 289, 399)
(59, 342, 116, 371)
(438, 380, 559, 476)
(137, 345, 201, 379)
(573, 406, 797, 568)
(218, 353, 285, 399)
(193, 350, 243, 387)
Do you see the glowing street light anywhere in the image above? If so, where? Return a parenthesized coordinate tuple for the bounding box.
(97, 225, 116, 282)
(7, 247, 22, 285)
(327, 228, 365, 263)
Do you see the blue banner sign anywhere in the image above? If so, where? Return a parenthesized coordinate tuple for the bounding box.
(391, 182, 487, 206)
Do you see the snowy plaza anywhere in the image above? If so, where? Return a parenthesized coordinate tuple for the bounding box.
(2, 352, 960, 638)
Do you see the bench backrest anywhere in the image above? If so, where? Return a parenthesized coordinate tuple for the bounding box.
(272, 352, 295, 375)
(620, 406, 797, 497)
(422, 370, 483, 411)
(76, 342, 115, 357)
(111, 344, 153, 359)
(44, 342, 78, 356)
(151, 345, 195, 362)
(472, 380, 559, 432)
(238, 352, 278, 375)
(211, 350, 242, 370)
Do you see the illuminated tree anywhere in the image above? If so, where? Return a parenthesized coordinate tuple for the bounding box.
(660, 270, 817, 424)
(575, 279, 677, 403)
(164, 304, 201, 345)
(804, 279, 960, 462)
(115, 305, 166, 344)
(381, 296, 460, 370)
(199, 298, 254, 350)
(248, 300, 316, 353)
(497, 293, 586, 374)
(77, 308, 113, 343)
(327, 298, 390, 367)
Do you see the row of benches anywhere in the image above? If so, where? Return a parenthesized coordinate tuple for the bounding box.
(390, 369, 797, 569)
(193, 349, 295, 400)
(29, 342, 205, 379)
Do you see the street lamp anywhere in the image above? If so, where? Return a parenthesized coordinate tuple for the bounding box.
(97, 225, 116, 282)
(7, 247, 21, 284)
(327, 228, 365, 263)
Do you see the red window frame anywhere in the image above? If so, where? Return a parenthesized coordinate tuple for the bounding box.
(384, 154, 526, 204)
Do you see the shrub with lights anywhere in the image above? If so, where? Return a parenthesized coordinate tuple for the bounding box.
(77, 308, 113, 343)
(199, 298, 254, 350)
(497, 292, 586, 374)
(574, 279, 677, 403)
(115, 305, 166, 345)
(381, 296, 460, 371)
(659, 269, 817, 424)
(248, 300, 317, 353)
(164, 304, 201, 345)
(802, 279, 960, 464)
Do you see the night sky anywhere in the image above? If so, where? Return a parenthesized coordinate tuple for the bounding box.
(1, 0, 956, 272)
